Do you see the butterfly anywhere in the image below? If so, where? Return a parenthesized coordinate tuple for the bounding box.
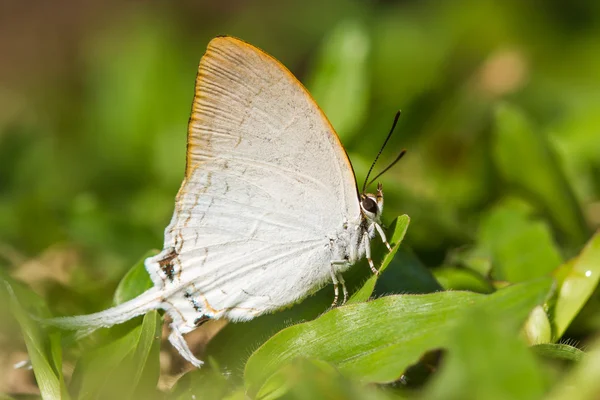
(47, 36, 395, 367)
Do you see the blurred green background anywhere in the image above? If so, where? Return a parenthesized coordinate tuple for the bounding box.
(1, 0, 600, 397)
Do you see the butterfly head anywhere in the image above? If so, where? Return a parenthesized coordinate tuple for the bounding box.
(360, 182, 384, 223)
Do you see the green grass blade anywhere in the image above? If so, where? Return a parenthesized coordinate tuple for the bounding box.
(69, 310, 161, 400)
(433, 266, 494, 294)
(349, 215, 410, 303)
(552, 231, 600, 338)
(3, 279, 70, 400)
(113, 250, 156, 305)
(532, 343, 584, 363)
(244, 278, 552, 396)
(69, 254, 161, 399)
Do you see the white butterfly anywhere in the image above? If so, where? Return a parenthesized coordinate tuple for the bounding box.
(48, 36, 392, 367)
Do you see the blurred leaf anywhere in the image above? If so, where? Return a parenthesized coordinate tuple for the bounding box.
(552, 231, 600, 339)
(113, 250, 156, 305)
(446, 246, 493, 279)
(70, 310, 161, 400)
(171, 358, 233, 400)
(2, 276, 70, 400)
(532, 343, 584, 363)
(244, 278, 552, 396)
(349, 215, 410, 303)
(372, 11, 448, 107)
(83, 15, 189, 180)
(373, 247, 442, 296)
(493, 103, 589, 248)
(565, 288, 600, 337)
(256, 358, 393, 400)
(550, 97, 600, 205)
(478, 197, 563, 283)
(307, 19, 370, 140)
(522, 305, 552, 345)
(422, 305, 548, 400)
(69, 256, 162, 400)
(222, 389, 247, 400)
(546, 337, 600, 400)
(433, 266, 494, 294)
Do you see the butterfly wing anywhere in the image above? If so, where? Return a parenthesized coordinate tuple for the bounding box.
(146, 36, 361, 331)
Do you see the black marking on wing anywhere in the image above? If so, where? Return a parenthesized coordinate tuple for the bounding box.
(158, 247, 178, 282)
(194, 315, 211, 327)
(184, 291, 203, 312)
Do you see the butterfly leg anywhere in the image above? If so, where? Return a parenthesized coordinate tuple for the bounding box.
(364, 234, 379, 276)
(374, 223, 392, 251)
(168, 324, 204, 367)
(337, 272, 348, 305)
(329, 266, 340, 307)
(330, 261, 350, 307)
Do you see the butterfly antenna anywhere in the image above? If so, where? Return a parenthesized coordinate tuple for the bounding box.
(366, 149, 406, 188)
(362, 110, 402, 193)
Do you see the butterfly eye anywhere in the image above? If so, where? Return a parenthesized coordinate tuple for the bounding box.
(361, 196, 378, 214)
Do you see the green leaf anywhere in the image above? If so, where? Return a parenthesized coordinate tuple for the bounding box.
(531, 343, 584, 363)
(70, 310, 161, 400)
(127, 311, 162, 398)
(477, 197, 563, 283)
(349, 215, 410, 303)
(422, 305, 549, 400)
(113, 249, 156, 305)
(222, 389, 247, 400)
(522, 305, 552, 345)
(446, 245, 493, 279)
(373, 248, 442, 296)
(69, 255, 161, 399)
(256, 358, 394, 400)
(551, 231, 600, 338)
(1, 273, 70, 400)
(546, 337, 600, 400)
(171, 358, 233, 400)
(492, 103, 589, 248)
(307, 19, 370, 140)
(433, 266, 494, 294)
(244, 278, 552, 396)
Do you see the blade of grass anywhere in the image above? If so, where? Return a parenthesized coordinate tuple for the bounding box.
(349, 215, 410, 303)
(245, 278, 552, 396)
